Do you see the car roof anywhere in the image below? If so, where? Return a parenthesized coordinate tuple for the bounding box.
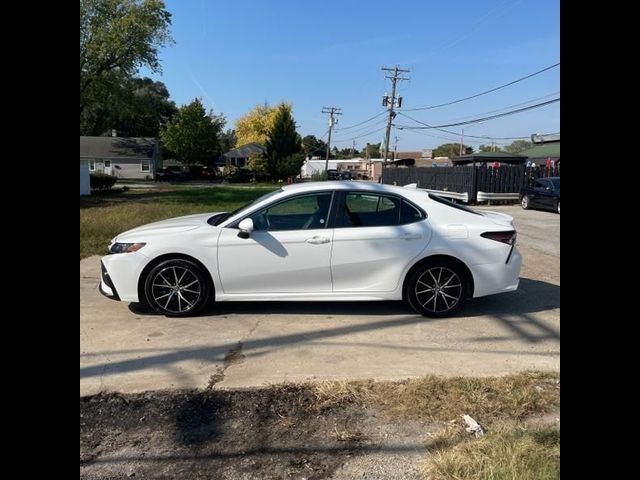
(282, 181, 412, 195)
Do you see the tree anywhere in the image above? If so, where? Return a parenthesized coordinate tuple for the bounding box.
(432, 143, 473, 157)
(80, 0, 173, 116)
(503, 140, 532, 154)
(247, 152, 268, 181)
(160, 99, 225, 165)
(478, 144, 502, 153)
(302, 135, 328, 159)
(265, 103, 302, 179)
(336, 147, 356, 159)
(234, 103, 287, 146)
(362, 142, 381, 158)
(80, 76, 177, 136)
(219, 129, 237, 153)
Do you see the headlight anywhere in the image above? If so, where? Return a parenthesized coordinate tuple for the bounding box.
(109, 242, 146, 254)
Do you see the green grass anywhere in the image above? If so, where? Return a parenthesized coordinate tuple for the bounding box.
(80, 185, 278, 259)
(422, 426, 560, 480)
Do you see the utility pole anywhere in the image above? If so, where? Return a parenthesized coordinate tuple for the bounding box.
(393, 135, 399, 161)
(350, 140, 356, 159)
(321, 106, 342, 177)
(382, 66, 410, 165)
(460, 128, 464, 155)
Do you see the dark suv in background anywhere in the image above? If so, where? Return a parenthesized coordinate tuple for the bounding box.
(155, 166, 189, 181)
(520, 177, 560, 214)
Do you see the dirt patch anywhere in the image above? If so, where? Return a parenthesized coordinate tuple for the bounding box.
(81, 374, 559, 479)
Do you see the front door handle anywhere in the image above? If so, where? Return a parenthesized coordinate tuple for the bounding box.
(306, 236, 330, 244)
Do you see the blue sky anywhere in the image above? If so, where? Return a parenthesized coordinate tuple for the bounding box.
(144, 0, 559, 151)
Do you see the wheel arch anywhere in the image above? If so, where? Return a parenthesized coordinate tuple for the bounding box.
(137, 253, 216, 304)
(402, 254, 475, 301)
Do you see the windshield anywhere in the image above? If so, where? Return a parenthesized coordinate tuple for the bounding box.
(208, 188, 283, 226)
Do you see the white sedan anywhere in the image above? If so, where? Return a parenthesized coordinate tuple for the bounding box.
(100, 182, 521, 317)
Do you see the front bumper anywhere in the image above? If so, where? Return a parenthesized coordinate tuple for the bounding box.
(100, 252, 149, 302)
(99, 261, 120, 300)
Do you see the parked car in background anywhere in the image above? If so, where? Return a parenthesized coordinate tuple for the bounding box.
(155, 166, 189, 182)
(200, 166, 217, 181)
(327, 169, 352, 180)
(520, 177, 560, 214)
(100, 182, 522, 318)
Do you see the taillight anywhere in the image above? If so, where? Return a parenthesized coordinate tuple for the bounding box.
(481, 230, 516, 245)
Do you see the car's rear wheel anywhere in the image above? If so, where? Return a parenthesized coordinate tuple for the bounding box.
(557, 200, 560, 214)
(144, 259, 211, 317)
(406, 260, 467, 317)
(521, 195, 531, 210)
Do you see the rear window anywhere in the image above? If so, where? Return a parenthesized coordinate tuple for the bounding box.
(428, 193, 483, 216)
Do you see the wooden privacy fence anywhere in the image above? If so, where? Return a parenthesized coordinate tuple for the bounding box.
(381, 165, 560, 203)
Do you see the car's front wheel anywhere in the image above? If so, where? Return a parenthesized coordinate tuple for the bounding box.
(406, 260, 467, 317)
(521, 195, 531, 209)
(144, 258, 211, 317)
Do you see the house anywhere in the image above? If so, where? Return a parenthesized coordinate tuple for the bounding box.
(80, 136, 161, 180)
(80, 159, 90, 195)
(519, 134, 560, 163)
(393, 150, 450, 167)
(220, 143, 266, 168)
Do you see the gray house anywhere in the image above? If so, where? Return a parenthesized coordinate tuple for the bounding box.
(220, 142, 266, 168)
(80, 136, 161, 180)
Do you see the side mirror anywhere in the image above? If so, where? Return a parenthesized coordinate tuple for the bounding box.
(237, 218, 254, 239)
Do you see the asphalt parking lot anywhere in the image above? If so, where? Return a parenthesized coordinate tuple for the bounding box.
(80, 205, 559, 396)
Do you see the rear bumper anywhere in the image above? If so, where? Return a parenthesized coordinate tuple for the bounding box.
(470, 247, 522, 298)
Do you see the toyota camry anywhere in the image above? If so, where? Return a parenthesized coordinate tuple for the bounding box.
(100, 182, 521, 317)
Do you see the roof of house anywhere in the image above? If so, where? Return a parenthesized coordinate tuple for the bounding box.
(451, 151, 528, 164)
(80, 137, 157, 159)
(518, 141, 560, 159)
(223, 142, 266, 158)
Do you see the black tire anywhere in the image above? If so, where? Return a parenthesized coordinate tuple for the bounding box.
(144, 258, 211, 317)
(556, 200, 560, 214)
(406, 260, 467, 317)
(521, 195, 531, 210)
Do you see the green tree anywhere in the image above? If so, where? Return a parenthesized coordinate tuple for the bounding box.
(80, 76, 177, 136)
(247, 152, 268, 181)
(503, 140, 532, 154)
(362, 142, 381, 158)
(302, 135, 328, 159)
(80, 0, 173, 116)
(160, 99, 225, 165)
(433, 143, 473, 157)
(478, 144, 502, 153)
(219, 129, 237, 153)
(265, 104, 302, 179)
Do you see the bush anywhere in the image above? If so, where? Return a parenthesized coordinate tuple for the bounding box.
(90, 173, 118, 191)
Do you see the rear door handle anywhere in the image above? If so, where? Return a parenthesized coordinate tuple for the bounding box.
(400, 234, 421, 240)
(306, 236, 330, 244)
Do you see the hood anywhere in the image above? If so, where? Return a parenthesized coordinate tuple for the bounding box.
(114, 212, 222, 241)
(481, 210, 515, 228)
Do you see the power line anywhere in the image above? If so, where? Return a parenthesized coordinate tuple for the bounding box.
(396, 98, 559, 129)
(403, 62, 560, 111)
(333, 126, 386, 143)
(336, 110, 387, 131)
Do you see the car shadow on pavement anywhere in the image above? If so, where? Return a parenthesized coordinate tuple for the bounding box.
(128, 277, 558, 318)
